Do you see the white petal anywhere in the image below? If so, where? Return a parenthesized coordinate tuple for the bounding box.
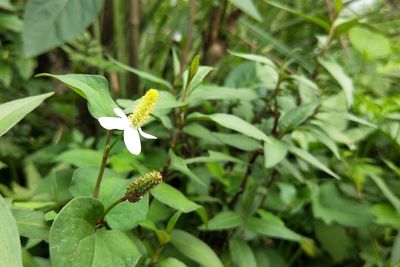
(114, 107, 128, 119)
(124, 127, 141, 155)
(98, 117, 126, 130)
(138, 127, 157, 139)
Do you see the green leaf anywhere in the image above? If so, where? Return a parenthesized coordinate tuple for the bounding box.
(333, 17, 359, 36)
(279, 102, 318, 133)
(0, 0, 14, 11)
(315, 221, 354, 263)
(49, 197, 141, 266)
(109, 57, 173, 89)
(186, 150, 245, 165)
(264, 0, 329, 30)
(170, 229, 224, 267)
(188, 112, 271, 143)
(349, 26, 391, 60)
(23, 0, 104, 56)
(12, 208, 50, 241)
(392, 233, 400, 266)
(228, 0, 262, 22)
(288, 146, 340, 179)
(228, 51, 276, 68)
(199, 211, 243, 231)
(0, 92, 53, 137)
(169, 150, 206, 186)
(304, 126, 341, 159)
(372, 204, 400, 228)
(160, 257, 187, 267)
(189, 55, 200, 82)
(229, 238, 257, 267)
(152, 183, 201, 213)
(264, 138, 288, 168)
(0, 64, 12, 87)
(37, 74, 117, 119)
(312, 183, 372, 227)
(188, 85, 258, 103)
(0, 14, 22, 32)
(369, 174, 400, 212)
(318, 58, 354, 107)
(246, 212, 305, 242)
(55, 149, 102, 168)
(0, 194, 23, 267)
(70, 167, 148, 230)
(186, 66, 214, 94)
(118, 91, 185, 111)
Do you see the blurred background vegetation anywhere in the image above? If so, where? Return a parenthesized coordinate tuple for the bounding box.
(1, 0, 400, 266)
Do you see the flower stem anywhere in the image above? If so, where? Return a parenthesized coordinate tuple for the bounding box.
(93, 130, 112, 198)
(100, 196, 126, 222)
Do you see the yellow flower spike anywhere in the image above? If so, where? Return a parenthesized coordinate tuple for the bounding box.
(129, 89, 159, 128)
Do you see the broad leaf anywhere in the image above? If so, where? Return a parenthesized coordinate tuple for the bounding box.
(70, 167, 148, 230)
(23, 0, 105, 56)
(37, 74, 117, 119)
(0, 92, 53, 137)
(170, 230, 224, 267)
(49, 197, 141, 266)
(12, 208, 50, 241)
(0, 194, 22, 267)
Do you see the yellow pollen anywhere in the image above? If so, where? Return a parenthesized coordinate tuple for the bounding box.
(129, 89, 158, 127)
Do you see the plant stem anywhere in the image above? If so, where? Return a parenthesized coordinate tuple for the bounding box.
(100, 196, 126, 222)
(180, 0, 196, 70)
(93, 130, 112, 198)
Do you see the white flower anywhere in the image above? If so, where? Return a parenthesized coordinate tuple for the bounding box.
(98, 107, 156, 155)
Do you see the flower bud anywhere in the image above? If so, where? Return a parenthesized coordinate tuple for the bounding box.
(129, 89, 158, 127)
(125, 171, 163, 202)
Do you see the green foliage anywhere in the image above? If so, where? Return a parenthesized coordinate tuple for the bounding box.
(1, 0, 399, 266)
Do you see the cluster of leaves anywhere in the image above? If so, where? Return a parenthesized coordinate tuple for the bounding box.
(1, 0, 400, 267)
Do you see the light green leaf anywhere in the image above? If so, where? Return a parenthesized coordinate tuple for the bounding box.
(0, 92, 53, 137)
(152, 183, 201, 213)
(228, 50, 276, 68)
(369, 174, 400, 212)
(315, 221, 354, 263)
(186, 66, 214, 94)
(188, 112, 271, 143)
(0, 194, 23, 267)
(229, 238, 257, 267)
(228, 0, 262, 21)
(312, 183, 372, 227)
(246, 212, 304, 242)
(186, 150, 245, 165)
(49, 197, 141, 266)
(372, 204, 400, 228)
(289, 146, 340, 179)
(55, 149, 102, 168)
(304, 126, 341, 159)
(0, 14, 22, 32)
(117, 91, 185, 112)
(37, 74, 117, 119)
(264, 138, 288, 168)
(188, 85, 258, 103)
(12, 208, 50, 241)
(279, 102, 318, 133)
(109, 57, 172, 89)
(160, 257, 187, 267)
(23, 0, 104, 56)
(0, 64, 12, 87)
(264, 0, 329, 30)
(349, 26, 391, 60)
(169, 150, 206, 186)
(392, 233, 400, 266)
(171, 229, 224, 267)
(199, 211, 243, 231)
(0, 0, 14, 11)
(318, 58, 353, 107)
